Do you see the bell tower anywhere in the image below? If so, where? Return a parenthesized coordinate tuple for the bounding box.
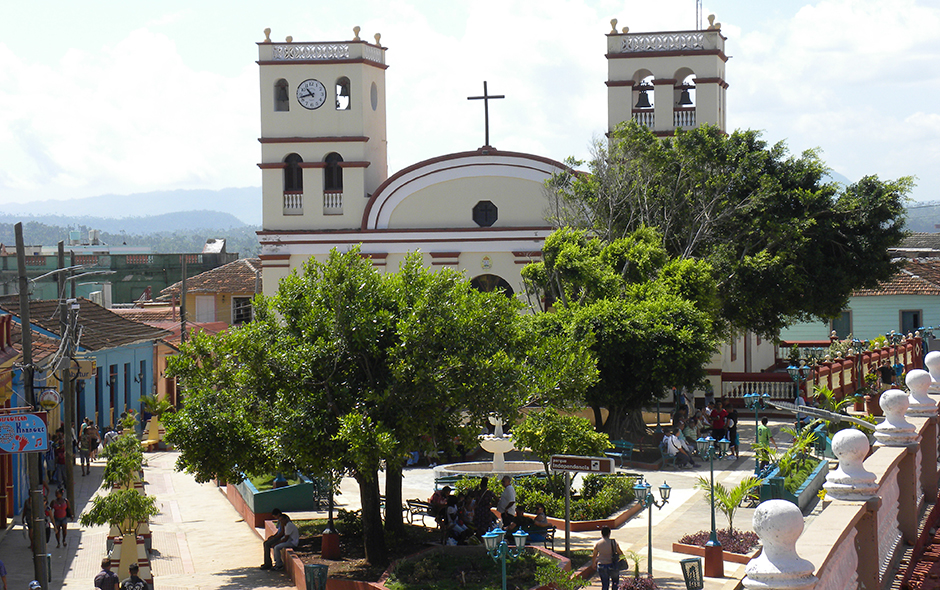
(606, 16, 727, 135)
(257, 27, 388, 232)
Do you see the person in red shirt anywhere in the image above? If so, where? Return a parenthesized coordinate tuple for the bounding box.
(710, 400, 728, 452)
(51, 488, 72, 548)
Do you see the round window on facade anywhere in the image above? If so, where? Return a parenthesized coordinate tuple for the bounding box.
(473, 200, 498, 227)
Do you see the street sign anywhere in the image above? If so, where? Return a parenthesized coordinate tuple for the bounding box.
(550, 454, 614, 474)
(0, 412, 48, 454)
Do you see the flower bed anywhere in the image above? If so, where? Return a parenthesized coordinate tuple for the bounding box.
(673, 528, 761, 564)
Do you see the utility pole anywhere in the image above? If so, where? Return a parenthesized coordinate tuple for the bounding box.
(58, 242, 76, 512)
(16, 223, 49, 589)
(180, 256, 188, 344)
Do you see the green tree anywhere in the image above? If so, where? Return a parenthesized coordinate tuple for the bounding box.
(512, 408, 610, 475)
(544, 122, 911, 337)
(523, 227, 721, 435)
(166, 248, 594, 565)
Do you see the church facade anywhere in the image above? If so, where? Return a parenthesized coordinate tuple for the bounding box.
(255, 22, 728, 300)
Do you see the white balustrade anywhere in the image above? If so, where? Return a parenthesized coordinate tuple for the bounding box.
(273, 43, 349, 60)
(323, 191, 343, 215)
(674, 109, 696, 128)
(632, 110, 654, 129)
(283, 192, 303, 215)
(621, 32, 706, 53)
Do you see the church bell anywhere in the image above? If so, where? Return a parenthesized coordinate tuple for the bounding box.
(635, 89, 651, 109)
(678, 88, 693, 106)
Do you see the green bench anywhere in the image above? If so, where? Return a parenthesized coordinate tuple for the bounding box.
(605, 440, 634, 468)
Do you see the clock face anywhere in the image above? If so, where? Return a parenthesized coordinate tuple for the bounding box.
(297, 79, 327, 110)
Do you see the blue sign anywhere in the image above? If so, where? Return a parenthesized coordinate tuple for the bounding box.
(0, 412, 48, 454)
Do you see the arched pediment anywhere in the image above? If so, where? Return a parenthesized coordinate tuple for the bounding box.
(362, 147, 571, 230)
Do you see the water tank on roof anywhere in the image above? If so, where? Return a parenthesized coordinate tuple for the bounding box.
(89, 229, 101, 245)
(69, 231, 81, 245)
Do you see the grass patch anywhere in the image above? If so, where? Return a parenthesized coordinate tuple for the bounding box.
(249, 473, 303, 491)
(386, 548, 554, 590)
(293, 518, 329, 537)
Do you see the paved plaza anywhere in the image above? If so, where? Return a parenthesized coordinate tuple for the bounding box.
(0, 418, 798, 590)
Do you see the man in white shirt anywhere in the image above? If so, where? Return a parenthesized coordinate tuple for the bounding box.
(664, 428, 698, 468)
(272, 513, 300, 571)
(496, 475, 516, 526)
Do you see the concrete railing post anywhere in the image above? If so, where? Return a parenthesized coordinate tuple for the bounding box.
(744, 500, 817, 590)
(824, 429, 877, 501)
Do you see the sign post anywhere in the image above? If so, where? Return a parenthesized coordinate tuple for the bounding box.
(550, 455, 615, 555)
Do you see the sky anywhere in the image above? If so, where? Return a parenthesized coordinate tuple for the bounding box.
(1, 0, 938, 210)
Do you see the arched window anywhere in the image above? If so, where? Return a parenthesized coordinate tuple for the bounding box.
(274, 79, 289, 112)
(284, 153, 303, 193)
(335, 77, 351, 110)
(324, 152, 344, 192)
(470, 274, 514, 297)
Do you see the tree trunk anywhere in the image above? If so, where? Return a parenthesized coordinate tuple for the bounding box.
(384, 460, 405, 535)
(357, 471, 388, 566)
(592, 405, 607, 432)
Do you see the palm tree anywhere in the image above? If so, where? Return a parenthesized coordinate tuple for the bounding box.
(694, 476, 762, 531)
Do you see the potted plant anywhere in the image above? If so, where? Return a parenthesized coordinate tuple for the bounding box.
(80, 488, 159, 579)
(862, 373, 882, 416)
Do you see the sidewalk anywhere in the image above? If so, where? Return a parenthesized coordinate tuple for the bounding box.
(0, 418, 794, 590)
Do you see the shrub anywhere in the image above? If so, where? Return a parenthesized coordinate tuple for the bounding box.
(337, 508, 363, 538)
(677, 528, 760, 554)
(620, 576, 659, 590)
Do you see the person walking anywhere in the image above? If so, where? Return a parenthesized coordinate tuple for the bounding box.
(120, 563, 149, 590)
(51, 488, 72, 547)
(756, 417, 778, 470)
(591, 526, 624, 590)
(94, 558, 119, 590)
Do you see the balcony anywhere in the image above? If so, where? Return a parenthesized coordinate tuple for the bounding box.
(632, 110, 654, 129)
(323, 191, 343, 215)
(283, 192, 303, 216)
(673, 107, 695, 128)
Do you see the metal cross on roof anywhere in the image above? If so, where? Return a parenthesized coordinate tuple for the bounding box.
(467, 81, 504, 148)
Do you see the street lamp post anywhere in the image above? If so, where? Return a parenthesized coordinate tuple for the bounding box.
(743, 393, 769, 475)
(786, 362, 813, 427)
(483, 527, 529, 590)
(633, 478, 671, 578)
(696, 435, 730, 578)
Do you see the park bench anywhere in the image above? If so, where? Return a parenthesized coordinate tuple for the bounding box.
(605, 440, 634, 468)
(405, 499, 435, 526)
(659, 444, 677, 470)
(527, 525, 556, 551)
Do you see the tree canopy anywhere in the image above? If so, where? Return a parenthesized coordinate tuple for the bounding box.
(511, 408, 610, 475)
(165, 248, 595, 565)
(523, 227, 721, 434)
(544, 122, 911, 337)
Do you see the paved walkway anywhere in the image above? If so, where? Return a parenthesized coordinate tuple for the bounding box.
(0, 418, 795, 590)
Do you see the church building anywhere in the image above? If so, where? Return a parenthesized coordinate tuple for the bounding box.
(255, 20, 728, 300)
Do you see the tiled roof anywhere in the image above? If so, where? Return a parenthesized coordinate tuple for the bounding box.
(10, 321, 60, 363)
(896, 232, 940, 250)
(0, 297, 169, 351)
(112, 306, 179, 323)
(159, 257, 260, 299)
(854, 260, 940, 296)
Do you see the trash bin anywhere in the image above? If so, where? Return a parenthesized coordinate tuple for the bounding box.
(305, 564, 329, 590)
(680, 557, 704, 590)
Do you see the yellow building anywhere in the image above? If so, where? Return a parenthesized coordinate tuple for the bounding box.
(256, 22, 728, 299)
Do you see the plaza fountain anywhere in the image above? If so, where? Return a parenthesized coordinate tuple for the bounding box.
(435, 416, 543, 479)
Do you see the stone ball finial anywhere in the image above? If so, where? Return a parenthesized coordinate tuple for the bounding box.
(906, 369, 935, 416)
(925, 351, 940, 394)
(285, 36, 293, 43)
(744, 500, 817, 590)
(707, 14, 721, 30)
(830, 330, 838, 339)
(610, 19, 618, 34)
(353, 26, 361, 41)
(374, 33, 382, 45)
(875, 389, 919, 446)
(263, 28, 272, 43)
(622, 26, 629, 33)
(825, 429, 877, 500)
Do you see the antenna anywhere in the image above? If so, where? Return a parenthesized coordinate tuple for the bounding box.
(696, 0, 702, 29)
